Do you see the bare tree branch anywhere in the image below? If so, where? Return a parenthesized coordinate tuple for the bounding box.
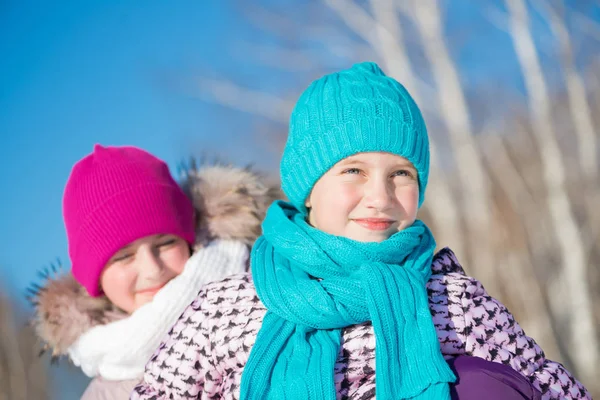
(323, 0, 436, 98)
(197, 78, 294, 124)
(532, 0, 597, 178)
(482, 3, 511, 33)
(408, 0, 496, 290)
(240, 3, 378, 65)
(572, 9, 600, 42)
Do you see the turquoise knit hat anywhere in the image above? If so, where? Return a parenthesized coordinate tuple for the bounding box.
(280, 61, 430, 213)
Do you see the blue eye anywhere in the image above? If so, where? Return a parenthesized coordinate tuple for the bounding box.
(393, 169, 414, 178)
(342, 168, 361, 175)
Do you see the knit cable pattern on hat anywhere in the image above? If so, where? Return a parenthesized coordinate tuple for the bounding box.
(280, 62, 430, 212)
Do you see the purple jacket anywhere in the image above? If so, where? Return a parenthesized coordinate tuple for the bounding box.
(131, 248, 591, 399)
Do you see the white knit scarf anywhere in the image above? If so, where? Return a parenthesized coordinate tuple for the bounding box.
(67, 240, 249, 381)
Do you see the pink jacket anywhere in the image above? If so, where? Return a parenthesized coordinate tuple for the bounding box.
(81, 377, 139, 400)
(131, 248, 591, 400)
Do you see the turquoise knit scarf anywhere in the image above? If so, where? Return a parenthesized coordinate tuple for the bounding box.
(240, 201, 455, 399)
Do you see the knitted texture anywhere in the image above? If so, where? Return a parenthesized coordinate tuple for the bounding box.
(63, 144, 196, 297)
(281, 62, 430, 212)
(240, 201, 455, 400)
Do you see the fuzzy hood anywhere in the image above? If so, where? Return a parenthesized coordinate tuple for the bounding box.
(28, 164, 282, 360)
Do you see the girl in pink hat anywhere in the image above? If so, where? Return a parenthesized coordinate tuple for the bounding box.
(29, 144, 280, 399)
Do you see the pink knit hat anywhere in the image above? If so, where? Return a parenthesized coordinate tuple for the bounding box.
(63, 144, 196, 297)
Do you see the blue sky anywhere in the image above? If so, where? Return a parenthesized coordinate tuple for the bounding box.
(0, 1, 278, 299)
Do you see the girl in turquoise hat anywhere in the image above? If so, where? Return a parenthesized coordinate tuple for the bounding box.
(132, 63, 590, 400)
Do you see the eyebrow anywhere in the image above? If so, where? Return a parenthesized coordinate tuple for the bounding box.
(396, 162, 417, 169)
(338, 158, 416, 169)
(338, 159, 367, 167)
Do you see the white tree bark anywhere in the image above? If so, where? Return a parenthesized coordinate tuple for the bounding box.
(408, 0, 496, 287)
(535, 0, 597, 179)
(504, 0, 598, 381)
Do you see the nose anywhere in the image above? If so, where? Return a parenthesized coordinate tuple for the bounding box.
(363, 177, 394, 211)
(136, 245, 164, 279)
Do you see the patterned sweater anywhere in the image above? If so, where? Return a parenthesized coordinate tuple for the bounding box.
(132, 248, 591, 400)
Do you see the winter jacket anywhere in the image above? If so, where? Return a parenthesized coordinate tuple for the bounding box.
(132, 248, 591, 400)
(29, 164, 282, 400)
(81, 377, 139, 400)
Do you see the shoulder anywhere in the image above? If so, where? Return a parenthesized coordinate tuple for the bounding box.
(428, 248, 487, 302)
(428, 248, 516, 333)
(81, 377, 139, 400)
(430, 247, 467, 275)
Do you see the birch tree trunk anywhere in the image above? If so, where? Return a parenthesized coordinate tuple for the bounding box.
(536, 0, 597, 179)
(408, 0, 496, 290)
(504, 0, 598, 382)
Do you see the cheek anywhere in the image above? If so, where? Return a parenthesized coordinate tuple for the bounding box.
(101, 268, 133, 293)
(164, 245, 191, 275)
(396, 186, 419, 219)
(337, 185, 363, 214)
(100, 267, 136, 312)
(310, 184, 361, 230)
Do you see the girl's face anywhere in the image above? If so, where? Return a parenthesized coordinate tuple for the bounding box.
(305, 152, 419, 243)
(100, 234, 191, 313)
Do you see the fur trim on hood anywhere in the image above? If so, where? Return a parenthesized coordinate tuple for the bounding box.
(28, 163, 282, 361)
(180, 163, 282, 248)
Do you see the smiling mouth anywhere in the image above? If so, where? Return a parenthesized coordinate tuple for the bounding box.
(136, 283, 167, 295)
(352, 218, 396, 231)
